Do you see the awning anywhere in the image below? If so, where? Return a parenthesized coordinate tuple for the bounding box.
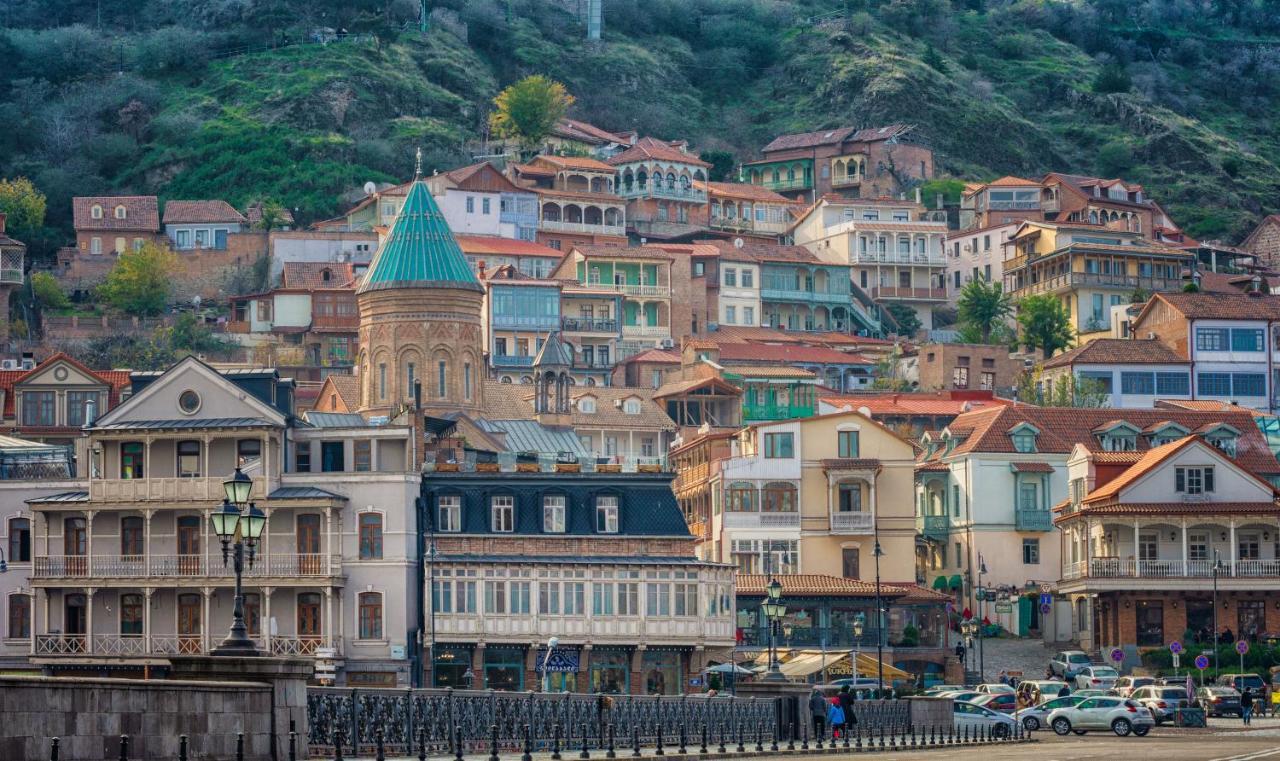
(931, 576, 948, 591)
(769, 650, 911, 681)
(948, 575, 964, 590)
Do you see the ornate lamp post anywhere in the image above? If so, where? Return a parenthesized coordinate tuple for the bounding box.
(761, 578, 787, 682)
(851, 613, 865, 687)
(1212, 549, 1226, 671)
(210, 468, 266, 656)
(960, 619, 977, 678)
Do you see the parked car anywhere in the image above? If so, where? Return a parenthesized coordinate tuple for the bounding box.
(1114, 676, 1155, 697)
(952, 701, 1016, 738)
(1018, 695, 1087, 732)
(1196, 685, 1242, 717)
(1075, 665, 1120, 690)
(1047, 697, 1154, 737)
(972, 693, 1017, 714)
(938, 690, 985, 703)
(1218, 673, 1266, 694)
(1154, 676, 1188, 686)
(1073, 689, 1120, 698)
(975, 683, 1016, 695)
(924, 684, 965, 696)
(1130, 685, 1190, 724)
(1016, 679, 1069, 708)
(1050, 650, 1093, 679)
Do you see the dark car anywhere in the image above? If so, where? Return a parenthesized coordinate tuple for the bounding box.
(1196, 686, 1242, 717)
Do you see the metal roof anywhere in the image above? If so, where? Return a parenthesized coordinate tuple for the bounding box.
(479, 419, 586, 456)
(28, 491, 90, 503)
(437, 554, 712, 566)
(358, 179, 482, 294)
(90, 417, 278, 430)
(268, 486, 347, 500)
(302, 412, 369, 428)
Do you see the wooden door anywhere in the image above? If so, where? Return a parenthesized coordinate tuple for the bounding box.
(296, 514, 321, 574)
(177, 516, 202, 576)
(178, 594, 202, 654)
(64, 594, 87, 651)
(64, 517, 87, 576)
(297, 593, 321, 652)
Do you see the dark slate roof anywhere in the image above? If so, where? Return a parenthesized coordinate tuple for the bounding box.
(303, 412, 369, 428)
(27, 491, 90, 503)
(533, 331, 575, 368)
(421, 471, 691, 537)
(268, 486, 347, 500)
(90, 417, 278, 430)
(479, 419, 587, 456)
(358, 179, 482, 294)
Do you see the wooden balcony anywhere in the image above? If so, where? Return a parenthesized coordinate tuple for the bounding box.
(869, 286, 948, 302)
(88, 475, 266, 502)
(311, 314, 359, 331)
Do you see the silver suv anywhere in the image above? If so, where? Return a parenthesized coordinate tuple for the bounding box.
(1047, 696, 1155, 737)
(1050, 650, 1092, 679)
(1130, 685, 1190, 724)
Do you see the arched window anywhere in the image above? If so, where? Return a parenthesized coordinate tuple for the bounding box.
(666, 172, 676, 190)
(762, 482, 797, 512)
(725, 482, 757, 512)
(437, 359, 448, 398)
(359, 512, 383, 559)
(91, 205, 103, 220)
(1088, 210, 1099, 224)
(787, 167, 796, 182)
(359, 593, 384, 640)
(114, 205, 127, 220)
(7, 593, 30, 638)
(771, 169, 780, 184)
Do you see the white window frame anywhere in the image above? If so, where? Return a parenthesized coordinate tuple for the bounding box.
(543, 495, 566, 533)
(491, 495, 515, 532)
(596, 496, 619, 533)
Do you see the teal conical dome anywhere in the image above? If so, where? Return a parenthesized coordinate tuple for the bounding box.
(357, 180, 482, 294)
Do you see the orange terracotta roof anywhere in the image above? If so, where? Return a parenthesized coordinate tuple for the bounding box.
(1011, 461, 1055, 473)
(1154, 399, 1264, 416)
(73, 196, 160, 232)
(1140, 291, 1280, 322)
(736, 574, 880, 597)
(553, 118, 627, 145)
(698, 181, 796, 203)
(720, 343, 873, 365)
(1062, 501, 1280, 518)
(1042, 339, 1187, 369)
(571, 244, 674, 260)
(607, 137, 711, 168)
(624, 349, 680, 364)
(281, 262, 357, 289)
(455, 235, 563, 258)
(986, 175, 1040, 187)
(162, 200, 247, 225)
(531, 154, 616, 173)
(723, 365, 816, 379)
(1088, 451, 1145, 464)
(821, 391, 1011, 417)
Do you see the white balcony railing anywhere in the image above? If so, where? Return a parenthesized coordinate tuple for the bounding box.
(540, 219, 626, 236)
(34, 633, 335, 657)
(32, 553, 341, 579)
(89, 476, 267, 502)
(1064, 557, 1280, 580)
(830, 512, 874, 534)
(621, 324, 670, 337)
(723, 512, 801, 529)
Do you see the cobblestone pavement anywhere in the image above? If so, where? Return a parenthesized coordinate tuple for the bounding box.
(964, 636, 1059, 683)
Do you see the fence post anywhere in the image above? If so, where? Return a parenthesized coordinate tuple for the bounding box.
(631, 723, 640, 758)
(237, 732, 245, 761)
(179, 734, 188, 761)
(289, 730, 298, 761)
(522, 724, 533, 761)
(418, 726, 428, 761)
(454, 725, 464, 761)
(406, 687, 415, 751)
(606, 723, 616, 760)
(489, 724, 500, 761)
(655, 720, 665, 756)
(333, 725, 344, 761)
(350, 689, 360, 753)
(48, 737, 59, 761)
(552, 724, 562, 761)
(375, 725, 385, 761)
(579, 723, 591, 760)
(118, 734, 129, 761)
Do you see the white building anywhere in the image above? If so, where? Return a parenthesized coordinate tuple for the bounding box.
(944, 222, 1019, 305)
(1038, 339, 1191, 408)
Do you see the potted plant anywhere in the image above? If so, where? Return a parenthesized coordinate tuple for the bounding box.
(476, 462, 499, 472)
(556, 462, 581, 473)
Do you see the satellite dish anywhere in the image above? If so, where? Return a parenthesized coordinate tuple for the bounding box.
(363, 181, 377, 195)
(857, 406, 872, 418)
(733, 237, 744, 249)
(191, 296, 201, 308)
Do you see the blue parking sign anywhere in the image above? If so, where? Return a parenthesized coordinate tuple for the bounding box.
(1038, 593, 1052, 606)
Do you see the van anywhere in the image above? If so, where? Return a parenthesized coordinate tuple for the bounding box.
(1219, 673, 1266, 693)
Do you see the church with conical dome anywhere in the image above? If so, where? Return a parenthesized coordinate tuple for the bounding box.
(356, 172, 485, 417)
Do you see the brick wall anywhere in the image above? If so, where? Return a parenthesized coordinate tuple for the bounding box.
(916, 343, 1021, 392)
(1132, 300, 1190, 357)
(55, 233, 268, 303)
(1245, 219, 1280, 270)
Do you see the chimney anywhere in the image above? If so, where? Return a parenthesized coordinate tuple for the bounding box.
(477, 260, 486, 279)
(914, 187, 922, 204)
(83, 396, 98, 428)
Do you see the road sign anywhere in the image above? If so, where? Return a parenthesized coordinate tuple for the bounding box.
(1040, 583, 1052, 594)
(975, 589, 985, 602)
(1237, 640, 1250, 655)
(1039, 602, 1052, 614)
(1110, 648, 1125, 663)
(995, 601, 1012, 613)
(1039, 593, 1053, 606)
(1172, 653, 1180, 669)
(1169, 641, 1183, 654)
(1194, 654, 1210, 670)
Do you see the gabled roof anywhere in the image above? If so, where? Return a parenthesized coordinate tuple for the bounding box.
(607, 137, 711, 167)
(1041, 338, 1187, 369)
(760, 124, 913, 153)
(624, 349, 680, 364)
(698, 239, 831, 265)
(442, 162, 527, 194)
(73, 196, 160, 231)
(358, 180, 482, 294)
(281, 262, 357, 290)
(570, 244, 673, 260)
(697, 181, 795, 203)
(529, 154, 617, 173)
(314, 374, 360, 412)
(455, 235, 563, 258)
(718, 343, 874, 366)
(1, 353, 132, 420)
(1084, 436, 1279, 505)
(552, 118, 628, 146)
(162, 200, 248, 225)
(1136, 291, 1280, 322)
(985, 175, 1040, 187)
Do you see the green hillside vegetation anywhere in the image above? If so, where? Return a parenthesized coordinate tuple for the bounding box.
(1, 0, 1278, 259)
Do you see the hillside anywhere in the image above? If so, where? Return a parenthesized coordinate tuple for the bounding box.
(2, 0, 1278, 254)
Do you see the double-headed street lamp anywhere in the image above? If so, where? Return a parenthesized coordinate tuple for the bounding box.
(210, 468, 266, 656)
(761, 578, 787, 682)
(960, 618, 978, 676)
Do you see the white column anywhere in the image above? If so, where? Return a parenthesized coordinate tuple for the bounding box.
(1181, 519, 1188, 573)
(869, 477, 877, 523)
(324, 509, 333, 573)
(263, 586, 274, 655)
(202, 587, 213, 652)
(1133, 519, 1141, 576)
(324, 588, 334, 648)
(85, 588, 96, 654)
(143, 510, 153, 576)
(1230, 519, 1238, 576)
(85, 510, 96, 571)
(143, 587, 153, 653)
(30, 588, 42, 655)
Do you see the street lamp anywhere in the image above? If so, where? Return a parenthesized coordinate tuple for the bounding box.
(209, 468, 266, 656)
(851, 612, 865, 688)
(960, 619, 977, 678)
(873, 538, 885, 697)
(761, 578, 787, 682)
(1212, 549, 1226, 672)
(542, 636, 560, 692)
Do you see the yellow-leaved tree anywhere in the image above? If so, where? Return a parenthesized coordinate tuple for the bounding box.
(488, 75, 575, 156)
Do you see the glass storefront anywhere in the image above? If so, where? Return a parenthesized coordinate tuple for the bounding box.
(433, 645, 473, 688)
(641, 650, 683, 695)
(535, 647, 581, 692)
(590, 649, 630, 694)
(485, 647, 526, 691)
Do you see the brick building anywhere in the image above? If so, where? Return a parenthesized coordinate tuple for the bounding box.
(1242, 214, 1280, 271)
(608, 137, 711, 242)
(913, 343, 1023, 394)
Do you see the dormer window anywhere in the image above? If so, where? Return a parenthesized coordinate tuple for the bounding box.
(1007, 422, 1040, 454)
(1148, 424, 1189, 447)
(623, 398, 641, 414)
(91, 205, 103, 220)
(578, 397, 596, 413)
(321, 268, 332, 282)
(114, 205, 127, 220)
(1204, 426, 1240, 456)
(1102, 432, 1137, 451)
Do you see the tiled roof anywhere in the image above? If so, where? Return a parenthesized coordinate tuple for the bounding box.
(699, 239, 829, 265)
(456, 235, 563, 258)
(281, 262, 357, 289)
(719, 343, 874, 365)
(821, 458, 882, 471)
(721, 365, 816, 379)
(358, 180, 482, 294)
(760, 125, 915, 154)
(1083, 437, 1193, 503)
(926, 406, 1280, 475)
(698, 181, 795, 203)
(243, 201, 295, 228)
(985, 175, 1040, 187)
(624, 349, 680, 364)
(1142, 291, 1280, 321)
(1155, 399, 1264, 416)
(607, 137, 711, 167)
(736, 573, 933, 598)
(1088, 451, 1145, 464)
(1041, 338, 1187, 369)
(162, 200, 247, 225)
(915, 461, 949, 472)
(553, 118, 627, 145)
(819, 391, 1010, 417)
(532, 154, 616, 173)
(1063, 501, 1280, 518)
(73, 196, 160, 231)
(443, 162, 525, 193)
(0, 354, 132, 419)
(1010, 461, 1055, 473)
(571, 244, 673, 260)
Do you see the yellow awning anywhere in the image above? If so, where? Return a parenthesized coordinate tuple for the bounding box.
(768, 650, 911, 681)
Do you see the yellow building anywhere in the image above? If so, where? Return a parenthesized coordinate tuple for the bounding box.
(1002, 221, 1192, 340)
(706, 410, 918, 585)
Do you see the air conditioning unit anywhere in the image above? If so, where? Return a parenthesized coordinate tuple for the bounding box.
(20, 359, 35, 370)
(0, 359, 17, 370)
(659, 338, 675, 349)
(614, 398, 623, 409)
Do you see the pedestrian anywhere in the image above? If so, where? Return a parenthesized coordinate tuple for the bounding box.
(1223, 627, 1236, 645)
(1242, 688, 1254, 725)
(826, 697, 846, 740)
(1058, 683, 1071, 698)
(808, 687, 827, 739)
(998, 669, 1009, 686)
(838, 685, 856, 726)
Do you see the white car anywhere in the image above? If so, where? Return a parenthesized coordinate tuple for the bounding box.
(1017, 694, 1088, 732)
(975, 683, 1016, 695)
(1074, 665, 1120, 690)
(1047, 696, 1154, 737)
(953, 701, 1016, 739)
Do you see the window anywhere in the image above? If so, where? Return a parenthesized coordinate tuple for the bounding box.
(8, 518, 30, 563)
(236, 439, 261, 467)
(1233, 373, 1266, 397)
(578, 397, 596, 413)
(1101, 432, 1137, 451)
(358, 592, 383, 639)
(91, 204, 103, 219)
(320, 441, 345, 472)
(359, 513, 383, 559)
(379, 363, 387, 399)
(1121, 372, 1155, 396)
(1238, 533, 1260, 561)
(438, 496, 461, 532)
(763, 432, 794, 458)
(565, 581, 585, 615)
(838, 483, 862, 513)
(1022, 539, 1040, 565)
(437, 360, 447, 398)
(491, 496, 514, 532)
(1196, 327, 1229, 351)
(295, 443, 311, 473)
(1018, 481, 1038, 511)
(693, 261, 705, 276)
(114, 205, 127, 220)
(623, 398, 641, 414)
(485, 581, 508, 613)
(725, 482, 756, 512)
(120, 593, 143, 636)
(952, 366, 969, 388)
(176, 440, 201, 477)
(1156, 372, 1190, 396)
(1175, 466, 1214, 494)
(723, 268, 737, 287)
(837, 430, 860, 458)
(464, 363, 472, 400)
(543, 495, 566, 533)
(725, 305, 736, 324)
(743, 306, 754, 325)
(1012, 432, 1037, 454)
(21, 391, 54, 426)
(1231, 328, 1264, 352)
(596, 496, 619, 533)
(466, 197, 475, 213)
(593, 583, 615, 615)
(66, 391, 96, 427)
(1197, 372, 1231, 397)
(1239, 600, 1265, 641)
(406, 362, 416, 396)
(1207, 432, 1238, 456)
(8, 594, 30, 638)
(482, 197, 491, 215)
(121, 516, 144, 558)
(762, 482, 797, 512)
(1188, 531, 1209, 561)
(647, 579, 671, 616)
(91, 237, 102, 255)
(741, 269, 753, 287)
(980, 371, 995, 390)
(617, 582, 639, 616)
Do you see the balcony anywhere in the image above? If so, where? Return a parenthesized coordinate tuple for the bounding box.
(855, 251, 947, 266)
(1008, 272, 1186, 297)
(916, 514, 949, 540)
(723, 511, 801, 529)
(621, 324, 670, 337)
(742, 402, 815, 421)
(581, 281, 671, 298)
(987, 201, 1041, 211)
(491, 354, 534, 367)
(540, 219, 627, 237)
(761, 178, 811, 192)
(88, 475, 267, 502)
(830, 511, 874, 534)
(492, 314, 561, 330)
(618, 185, 708, 203)
(311, 314, 359, 331)
(34, 634, 337, 657)
(709, 217, 790, 235)
(1, 250, 23, 285)
(561, 317, 618, 333)
(869, 286, 948, 302)
(760, 287, 852, 305)
(1015, 509, 1053, 532)
(32, 553, 342, 580)
(831, 174, 863, 189)
(1064, 557, 1280, 580)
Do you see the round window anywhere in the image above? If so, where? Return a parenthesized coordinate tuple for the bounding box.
(178, 390, 201, 414)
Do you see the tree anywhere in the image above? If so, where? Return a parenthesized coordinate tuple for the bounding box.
(956, 278, 1013, 343)
(1093, 62, 1132, 94)
(30, 271, 69, 311)
(1017, 294, 1075, 358)
(1016, 367, 1109, 407)
(871, 343, 912, 391)
(699, 150, 736, 182)
(922, 44, 946, 72)
(99, 242, 178, 316)
(488, 76, 574, 155)
(885, 303, 922, 337)
(0, 177, 47, 243)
